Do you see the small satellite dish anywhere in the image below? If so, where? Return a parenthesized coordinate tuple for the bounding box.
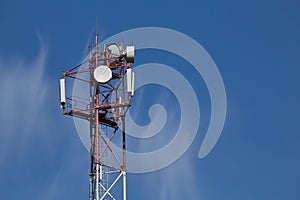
(107, 44, 121, 64)
(94, 65, 112, 83)
(125, 46, 135, 63)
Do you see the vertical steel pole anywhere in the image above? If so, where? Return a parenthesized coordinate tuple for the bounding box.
(122, 65, 127, 200)
(123, 171, 127, 200)
(95, 32, 100, 200)
(122, 67, 126, 169)
(96, 163, 100, 200)
(88, 43, 94, 200)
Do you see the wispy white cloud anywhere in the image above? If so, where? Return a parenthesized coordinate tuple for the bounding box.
(157, 155, 203, 200)
(0, 45, 49, 164)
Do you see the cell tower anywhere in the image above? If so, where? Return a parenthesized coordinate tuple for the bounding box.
(59, 29, 135, 200)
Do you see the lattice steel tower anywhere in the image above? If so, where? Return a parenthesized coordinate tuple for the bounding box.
(59, 30, 135, 200)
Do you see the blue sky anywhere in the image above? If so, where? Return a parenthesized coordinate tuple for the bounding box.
(0, 0, 300, 199)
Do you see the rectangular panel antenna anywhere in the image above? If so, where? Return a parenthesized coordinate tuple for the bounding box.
(60, 78, 66, 108)
(131, 72, 135, 96)
(126, 68, 132, 93)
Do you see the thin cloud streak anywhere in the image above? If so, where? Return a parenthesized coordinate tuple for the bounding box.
(0, 46, 49, 164)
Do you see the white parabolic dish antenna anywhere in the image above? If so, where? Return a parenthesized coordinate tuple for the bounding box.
(107, 44, 121, 60)
(94, 65, 112, 83)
